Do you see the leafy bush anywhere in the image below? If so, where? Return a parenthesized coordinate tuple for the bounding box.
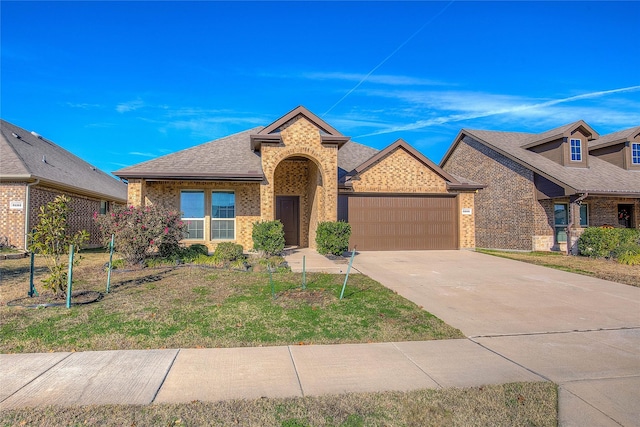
(612, 243, 640, 266)
(214, 242, 244, 262)
(315, 221, 352, 256)
(28, 195, 89, 297)
(95, 205, 185, 265)
(252, 220, 285, 256)
(578, 227, 640, 258)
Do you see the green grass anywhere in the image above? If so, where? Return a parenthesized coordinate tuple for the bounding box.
(0, 382, 558, 427)
(0, 255, 463, 353)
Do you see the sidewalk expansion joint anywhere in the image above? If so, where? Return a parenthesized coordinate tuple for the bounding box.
(468, 326, 640, 339)
(466, 338, 552, 383)
(0, 352, 73, 404)
(150, 349, 180, 404)
(287, 346, 305, 397)
(391, 342, 442, 388)
(559, 384, 625, 427)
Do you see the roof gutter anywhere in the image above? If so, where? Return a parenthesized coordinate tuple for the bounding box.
(24, 178, 40, 250)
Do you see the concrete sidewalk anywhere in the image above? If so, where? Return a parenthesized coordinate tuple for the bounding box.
(0, 339, 544, 409)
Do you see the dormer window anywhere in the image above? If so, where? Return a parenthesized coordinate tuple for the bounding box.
(632, 143, 640, 165)
(570, 139, 582, 161)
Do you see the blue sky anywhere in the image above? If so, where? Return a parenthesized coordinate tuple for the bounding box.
(2, 1, 639, 178)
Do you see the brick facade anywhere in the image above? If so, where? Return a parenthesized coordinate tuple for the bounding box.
(140, 180, 261, 251)
(443, 135, 640, 252)
(1, 182, 117, 249)
(260, 116, 338, 250)
(125, 112, 478, 252)
(0, 183, 27, 248)
(350, 147, 448, 193)
(443, 136, 540, 250)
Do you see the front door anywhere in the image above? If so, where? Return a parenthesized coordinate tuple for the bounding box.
(618, 204, 634, 228)
(276, 196, 299, 246)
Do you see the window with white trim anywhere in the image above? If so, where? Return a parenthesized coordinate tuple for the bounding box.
(180, 190, 204, 239)
(211, 191, 235, 240)
(570, 139, 582, 162)
(632, 143, 640, 165)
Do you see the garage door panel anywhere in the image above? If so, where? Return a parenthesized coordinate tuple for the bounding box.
(345, 195, 458, 251)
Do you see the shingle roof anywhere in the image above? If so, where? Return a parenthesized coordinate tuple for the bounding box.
(589, 126, 640, 149)
(1, 119, 128, 202)
(115, 125, 381, 182)
(114, 128, 265, 180)
(454, 126, 640, 195)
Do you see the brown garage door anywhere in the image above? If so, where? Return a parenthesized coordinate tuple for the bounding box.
(339, 195, 458, 251)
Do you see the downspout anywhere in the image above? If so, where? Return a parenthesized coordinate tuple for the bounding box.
(24, 178, 40, 250)
(566, 192, 588, 256)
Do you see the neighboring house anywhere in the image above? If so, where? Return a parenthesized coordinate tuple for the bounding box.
(114, 106, 483, 252)
(1, 120, 128, 249)
(440, 121, 640, 253)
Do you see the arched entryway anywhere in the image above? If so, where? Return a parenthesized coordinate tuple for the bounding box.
(272, 155, 325, 248)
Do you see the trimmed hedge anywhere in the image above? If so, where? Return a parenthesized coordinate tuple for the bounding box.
(315, 221, 352, 256)
(252, 220, 285, 256)
(578, 227, 640, 259)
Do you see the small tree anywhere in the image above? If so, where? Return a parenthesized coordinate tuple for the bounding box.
(95, 204, 185, 265)
(252, 220, 285, 256)
(28, 195, 89, 298)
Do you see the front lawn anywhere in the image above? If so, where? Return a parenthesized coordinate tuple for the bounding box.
(0, 382, 557, 427)
(0, 252, 463, 353)
(477, 249, 640, 287)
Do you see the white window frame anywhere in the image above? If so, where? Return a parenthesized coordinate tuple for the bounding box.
(180, 190, 205, 240)
(632, 142, 640, 165)
(570, 138, 582, 162)
(211, 190, 236, 241)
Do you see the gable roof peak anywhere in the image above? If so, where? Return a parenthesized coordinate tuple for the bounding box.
(257, 105, 343, 136)
(522, 120, 599, 148)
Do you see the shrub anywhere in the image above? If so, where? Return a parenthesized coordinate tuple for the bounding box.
(95, 205, 185, 265)
(315, 221, 352, 256)
(612, 243, 640, 266)
(214, 242, 244, 262)
(578, 227, 640, 258)
(28, 195, 89, 297)
(252, 220, 285, 256)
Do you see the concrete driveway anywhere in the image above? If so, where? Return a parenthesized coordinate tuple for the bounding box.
(352, 250, 640, 427)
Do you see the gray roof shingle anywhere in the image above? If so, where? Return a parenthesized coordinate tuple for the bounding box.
(1, 120, 127, 202)
(115, 126, 382, 182)
(459, 127, 640, 195)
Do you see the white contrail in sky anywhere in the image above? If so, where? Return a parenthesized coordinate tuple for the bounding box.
(322, 0, 456, 117)
(356, 85, 640, 138)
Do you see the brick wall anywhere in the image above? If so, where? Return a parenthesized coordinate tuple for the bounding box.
(350, 147, 448, 193)
(29, 185, 113, 248)
(0, 183, 27, 248)
(457, 192, 476, 248)
(142, 180, 261, 251)
(443, 136, 538, 250)
(261, 115, 338, 249)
